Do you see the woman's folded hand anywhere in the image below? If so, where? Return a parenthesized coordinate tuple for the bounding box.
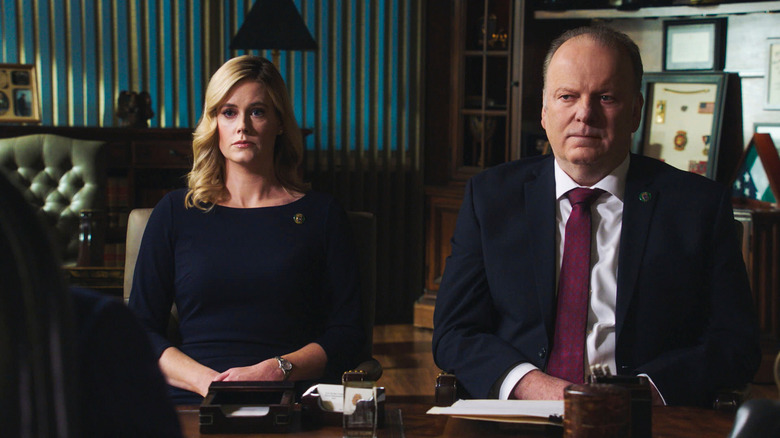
(213, 358, 283, 382)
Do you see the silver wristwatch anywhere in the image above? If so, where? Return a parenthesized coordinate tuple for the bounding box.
(275, 356, 293, 381)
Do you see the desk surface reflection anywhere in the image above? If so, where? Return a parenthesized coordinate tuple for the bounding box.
(176, 396, 736, 437)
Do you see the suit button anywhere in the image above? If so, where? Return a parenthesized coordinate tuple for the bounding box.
(538, 348, 547, 359)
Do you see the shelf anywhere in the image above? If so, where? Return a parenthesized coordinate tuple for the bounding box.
(534, 1, 780, 20)
(461, 108, 509, 116)
(463, 50, 511, 57)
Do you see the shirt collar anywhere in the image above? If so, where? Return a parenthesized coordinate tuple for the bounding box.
(554, 155, 629, 202)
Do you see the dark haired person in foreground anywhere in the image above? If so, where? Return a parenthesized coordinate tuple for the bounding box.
(0, 169, 181, 437)
(433, 26, 760, 406)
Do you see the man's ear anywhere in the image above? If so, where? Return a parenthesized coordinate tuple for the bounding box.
(631, 92, 644, 133)
(541, 104, 547, 131)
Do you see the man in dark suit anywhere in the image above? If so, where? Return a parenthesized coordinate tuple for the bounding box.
(432, 26, 760, 407)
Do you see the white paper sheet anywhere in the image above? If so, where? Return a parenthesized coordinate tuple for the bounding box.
(221, 405, 270, 417)
(427, 399, 564, 424)
(302, 383, 345, 413)
(317, 383, 345, 413)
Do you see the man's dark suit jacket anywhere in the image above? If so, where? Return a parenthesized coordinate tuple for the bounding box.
(432, 153, 761, 406)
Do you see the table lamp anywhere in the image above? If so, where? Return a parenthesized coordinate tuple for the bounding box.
(229, 0, 317, 67)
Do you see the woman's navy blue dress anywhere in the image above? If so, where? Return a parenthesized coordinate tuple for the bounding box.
(129, 189, 365, 404)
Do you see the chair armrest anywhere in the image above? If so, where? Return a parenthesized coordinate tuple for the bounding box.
(342, 358, 383, 383)
(714, 384, 752, 412)
(435, 371, 458, 406)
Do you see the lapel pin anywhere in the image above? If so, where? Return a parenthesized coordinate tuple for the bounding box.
(639, 192, 652, 203)
(293, 213, 305, 224)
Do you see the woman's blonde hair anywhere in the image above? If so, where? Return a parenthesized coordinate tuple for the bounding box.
(185, 55, 309, 210)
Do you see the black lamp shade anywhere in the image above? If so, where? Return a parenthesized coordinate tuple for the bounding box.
(230, 0, 317, 51)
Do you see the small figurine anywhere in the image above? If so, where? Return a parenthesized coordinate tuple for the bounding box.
(117, 91, 155, 128)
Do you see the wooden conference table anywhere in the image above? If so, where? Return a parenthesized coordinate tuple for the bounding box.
(176, 396, 737, 437)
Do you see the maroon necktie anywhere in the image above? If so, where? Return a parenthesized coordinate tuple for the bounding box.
(546, 187, 604, 384)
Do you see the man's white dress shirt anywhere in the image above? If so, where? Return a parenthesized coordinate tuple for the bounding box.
(498, 155, 628, 399)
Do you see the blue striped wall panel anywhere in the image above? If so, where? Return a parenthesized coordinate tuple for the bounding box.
(0, 0, 421, 156)
(38, 0, 53, 125)
(160, 0, 174, 127)
(99, 0, 114, 126)
(69, 0, 84, 126)
(191, 0, 203, 125)
(53, 0, 68, 125)
(1, 1, 19, 63)
(84, 1, 99, 125)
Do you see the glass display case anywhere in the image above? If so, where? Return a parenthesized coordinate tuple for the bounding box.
(451, 0, 521, 179)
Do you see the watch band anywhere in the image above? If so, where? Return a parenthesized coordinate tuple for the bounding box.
(275, 356, 292, 381)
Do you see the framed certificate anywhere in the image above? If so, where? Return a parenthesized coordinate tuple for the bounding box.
(663, 19, 726, 72)
(766, 38, 780, 110)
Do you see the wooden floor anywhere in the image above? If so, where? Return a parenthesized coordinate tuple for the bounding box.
(371, 324, 779, 401)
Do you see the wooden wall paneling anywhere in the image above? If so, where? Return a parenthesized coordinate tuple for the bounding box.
(735, 207, 780, 383)
(415, 187, 463, 329)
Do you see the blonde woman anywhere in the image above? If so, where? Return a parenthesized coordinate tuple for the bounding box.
(129, 56, 364, 404)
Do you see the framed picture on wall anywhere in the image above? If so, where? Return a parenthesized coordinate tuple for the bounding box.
(0, 64, 40, 123)
(662, 18, 726, 71)
(632, 72, 732, 181)
(766, 38, 780, 110)
(755, 123, 780, 153)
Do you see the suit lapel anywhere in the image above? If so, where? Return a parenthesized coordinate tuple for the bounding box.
(525, 159, 557, 338)
(615, 156, 658, 338)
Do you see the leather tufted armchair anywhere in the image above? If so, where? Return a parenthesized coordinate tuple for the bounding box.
(0, 134, 107, 265)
